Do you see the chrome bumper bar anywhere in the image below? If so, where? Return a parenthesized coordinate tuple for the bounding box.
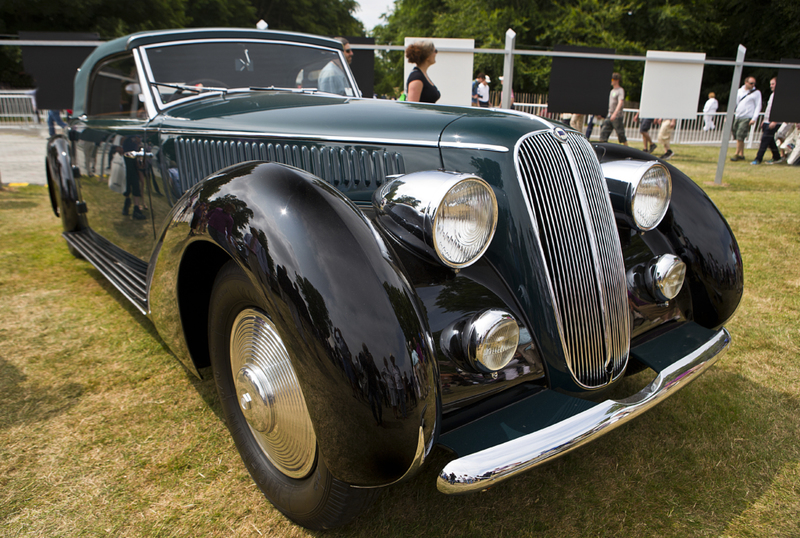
(437, 327, 730, 494)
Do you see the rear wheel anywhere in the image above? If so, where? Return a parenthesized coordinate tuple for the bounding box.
(208, 260, 376, 529)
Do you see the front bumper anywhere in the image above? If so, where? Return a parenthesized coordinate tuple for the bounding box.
(437, 323, 730, 494)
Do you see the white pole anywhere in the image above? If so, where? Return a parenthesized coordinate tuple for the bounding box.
(501, 29, 516, 109)
(715, 45, 746, 185)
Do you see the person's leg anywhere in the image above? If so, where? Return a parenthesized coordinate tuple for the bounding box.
(753, 128, 770, 163)
(612, 116, 628, 146)
(599, 119, 613, 142)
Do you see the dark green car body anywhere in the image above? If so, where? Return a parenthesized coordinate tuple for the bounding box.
(46, 28, 742, 528)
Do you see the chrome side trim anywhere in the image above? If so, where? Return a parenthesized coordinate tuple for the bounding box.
(162, 128, 439, 149)
(439, 141, 509, 153)
(436, 327, 730, 495)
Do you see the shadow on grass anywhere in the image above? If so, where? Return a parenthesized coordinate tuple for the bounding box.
(78, 264, 225, 421)
(324, 368, 799, 537)
(0, 356, 83, 431)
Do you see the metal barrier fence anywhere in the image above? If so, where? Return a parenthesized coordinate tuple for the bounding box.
(0, 90, 39, 126)
(512, 103, 763, 148)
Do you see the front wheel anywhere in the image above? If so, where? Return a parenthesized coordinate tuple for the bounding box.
(208, 260, 376, 529)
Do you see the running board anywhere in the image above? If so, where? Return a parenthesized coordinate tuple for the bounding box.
(63, 229, 149, 315)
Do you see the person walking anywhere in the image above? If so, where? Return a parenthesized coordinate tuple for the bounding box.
(657, 118, 676, 160)
(477, 74, 491, 107)
(702, 92, 719, 131)
(751, 77, 783, 165)
(730, 76, 762, 161)
(599, 73, 628, 146)
(634, 112, 656, 153)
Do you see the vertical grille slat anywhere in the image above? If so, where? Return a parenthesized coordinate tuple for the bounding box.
(516, 130, 631, 388)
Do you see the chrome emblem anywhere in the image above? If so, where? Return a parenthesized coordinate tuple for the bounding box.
(552, 127, 569, 143)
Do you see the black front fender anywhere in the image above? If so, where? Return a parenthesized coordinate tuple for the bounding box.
(595, 143, 743, 329)
(149, 162, 439, 487)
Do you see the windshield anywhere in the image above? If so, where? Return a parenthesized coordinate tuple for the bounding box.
(142, 40, 356, 105)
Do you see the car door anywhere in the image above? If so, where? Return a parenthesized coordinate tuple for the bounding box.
(69, 51, 156, 262)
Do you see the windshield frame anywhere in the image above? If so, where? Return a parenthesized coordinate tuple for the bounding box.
(137, 38, 360, 112)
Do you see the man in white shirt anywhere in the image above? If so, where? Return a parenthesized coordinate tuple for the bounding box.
(730, 76, 762, 161)
(752, 77, 783, 164)
(702, 92, 719, 131)
(318, 37, 354, 95)
(477, 75, 490, 107)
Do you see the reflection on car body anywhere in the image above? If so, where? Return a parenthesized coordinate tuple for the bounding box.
(45, 28, 743, 530)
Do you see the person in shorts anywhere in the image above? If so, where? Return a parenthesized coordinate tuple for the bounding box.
(730, 76, 762, 161)
(634, 112, 656, 153)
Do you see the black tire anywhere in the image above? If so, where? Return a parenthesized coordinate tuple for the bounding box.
(208, 260, 376, 530)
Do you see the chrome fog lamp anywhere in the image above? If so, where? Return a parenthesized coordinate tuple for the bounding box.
(373, 171, 498, 269)
(467, 310, 520, 373)
(645, 254, 687, 302)
(602, 160, 672, 231)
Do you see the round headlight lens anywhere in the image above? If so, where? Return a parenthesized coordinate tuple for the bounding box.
(433, 178, 498, 268)
(472, 310, 520, 372)
(648, 254, 687, 301)
(631, 164, 671, 231)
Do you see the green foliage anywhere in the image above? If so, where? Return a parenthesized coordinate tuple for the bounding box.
(251, 0, 364, 36)
(0, 0, 363, 88)
(372, 0, 800, 102)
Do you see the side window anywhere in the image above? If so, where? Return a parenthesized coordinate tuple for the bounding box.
(87, 54, 143, 118)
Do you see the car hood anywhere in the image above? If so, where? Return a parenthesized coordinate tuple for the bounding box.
(159, 92, 467, 144)
(157, 92, 553, 149)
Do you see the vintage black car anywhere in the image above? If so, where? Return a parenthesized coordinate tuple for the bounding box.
(45, 28, 742, 529)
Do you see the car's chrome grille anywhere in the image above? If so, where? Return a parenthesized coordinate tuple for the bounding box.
(173, 137, 405, 195)
(515, 130, 630, 388)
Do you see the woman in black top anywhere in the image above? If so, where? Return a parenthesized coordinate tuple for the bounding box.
(405, 40, 440, 103)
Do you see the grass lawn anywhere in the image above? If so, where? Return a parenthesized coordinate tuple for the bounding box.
(1, 145, 798, 537)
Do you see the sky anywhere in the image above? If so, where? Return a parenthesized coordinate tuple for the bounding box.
(353, 0, 395, 31)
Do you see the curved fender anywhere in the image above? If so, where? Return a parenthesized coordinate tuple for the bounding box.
(596, 143, 743, 329)
(149, 162, 439, 487)
(46, 136, 86, 232)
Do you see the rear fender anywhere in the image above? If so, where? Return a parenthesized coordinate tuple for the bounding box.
(46, 136, 86, 231)
(149, 162, 439, 487)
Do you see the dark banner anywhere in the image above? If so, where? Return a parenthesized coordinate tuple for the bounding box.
(548, 45, 615, 115)
(20, 32, 99, 110)
(770, 59, 800, 124)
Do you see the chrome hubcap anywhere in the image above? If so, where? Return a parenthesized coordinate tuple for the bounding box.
(230, 308, 316, 479)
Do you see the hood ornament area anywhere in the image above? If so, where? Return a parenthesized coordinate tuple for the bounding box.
(551, 127, 569, 143)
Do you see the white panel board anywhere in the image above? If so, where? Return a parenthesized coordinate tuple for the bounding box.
(639, 50, 706, 119)
(403, 37, 474, 106)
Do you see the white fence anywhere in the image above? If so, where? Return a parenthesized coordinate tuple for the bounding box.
(0, 90, 39, 126)
(513, 103, 764, 148)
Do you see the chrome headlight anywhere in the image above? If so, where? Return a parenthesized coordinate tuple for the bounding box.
(440, 309, 520, 373)
(373, 171, 498, 269)
(645, 254, 687, 302)
(468, 310, 520, 373)
(603, 160, 672, 231)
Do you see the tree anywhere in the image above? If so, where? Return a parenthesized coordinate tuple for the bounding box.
(252, 0, 364, 36)
(0, 0, 364, 88)
(372, 0, 800, 104)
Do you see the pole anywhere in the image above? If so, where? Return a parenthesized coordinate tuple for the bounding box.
(715, 45, 746, 185)
(501, 29, 516, 109)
